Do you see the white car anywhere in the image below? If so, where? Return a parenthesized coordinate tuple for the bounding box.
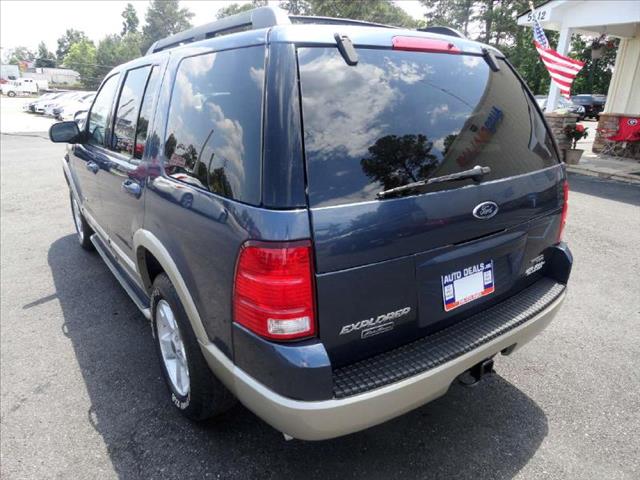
(34, 91, 75, 114)
(23, 92, 59, 112)
(42, 91, 90, 117)
(54, 92, 95, 121)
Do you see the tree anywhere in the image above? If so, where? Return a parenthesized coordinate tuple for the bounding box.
(5, 46, 35, 66)
(121, 3, 140, 35)
(142, 0, 194, 53)
(307, 0, 417, 27)
(280, 0, 313, 15)
(56, 29, 89, 63)
(63, 39, 97, 88)
(361, 134, 438, 190)
(216, 1, 266, 19)
(570, 36, 618, 94)
(422, 0, 476, 36)
(94, 33, 142, 80)
(35, 42, 57, 68)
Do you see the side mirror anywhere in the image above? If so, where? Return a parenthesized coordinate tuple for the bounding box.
(49, 121, 80, 143)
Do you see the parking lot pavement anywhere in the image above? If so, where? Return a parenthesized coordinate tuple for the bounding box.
(0, 96, 56, 133)
(1, 132, 639, 480)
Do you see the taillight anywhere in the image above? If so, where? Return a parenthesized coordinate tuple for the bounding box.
(558, 180, 569, 242)
(233, 241, 316, 340)
(392, 36, 461, 54)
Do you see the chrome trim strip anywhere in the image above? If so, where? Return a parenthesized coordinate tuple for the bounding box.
(311, 164, 562, 211)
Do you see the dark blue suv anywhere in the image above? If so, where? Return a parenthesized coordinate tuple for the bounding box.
(49, 7, 572, 440)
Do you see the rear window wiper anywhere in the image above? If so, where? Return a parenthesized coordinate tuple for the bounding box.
(376, 165, 491, 199)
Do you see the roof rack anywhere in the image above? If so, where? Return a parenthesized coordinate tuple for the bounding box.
(146, 6, 290, 55)
(146, 6, 396, 55)
(417, 26, 467, 39)
(289, 15, 396, 29)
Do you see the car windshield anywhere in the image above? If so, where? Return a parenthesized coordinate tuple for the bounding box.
(298, 48, 559, 207)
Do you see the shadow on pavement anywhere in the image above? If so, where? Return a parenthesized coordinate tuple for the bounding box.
(49, 234, 548, 480)
(568, 172, 640, 207)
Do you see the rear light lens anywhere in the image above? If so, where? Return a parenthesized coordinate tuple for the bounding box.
(233, 241, 316, 340)
(392, 36, 461, 54)
(558, 180, 569, 242)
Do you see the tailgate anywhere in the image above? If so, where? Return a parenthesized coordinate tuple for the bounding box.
(297, 45, 564, 366)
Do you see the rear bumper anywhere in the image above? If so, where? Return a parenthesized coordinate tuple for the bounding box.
(201, 286, 566, 441)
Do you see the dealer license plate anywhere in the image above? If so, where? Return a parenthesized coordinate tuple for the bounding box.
(441, 261, 495, 312)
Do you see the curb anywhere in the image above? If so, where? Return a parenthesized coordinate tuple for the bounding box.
(566, 165, 640, 185)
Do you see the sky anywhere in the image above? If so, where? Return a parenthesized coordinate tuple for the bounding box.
(0, 0, 426, 58)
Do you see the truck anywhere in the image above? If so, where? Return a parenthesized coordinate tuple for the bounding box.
(1, 78, 49, 97)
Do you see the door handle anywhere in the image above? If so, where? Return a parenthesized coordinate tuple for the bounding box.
(122, 179, 142, 199)
(86, 161, 99, 174)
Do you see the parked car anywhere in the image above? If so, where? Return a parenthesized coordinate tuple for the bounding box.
(571, 94, 606, 120)
(43, 91, 89, 117)
(1, 77, 48, 96)
(53, 92, 96, 121)
(535, 95, 586, 119)
(23, 92, 58, 112)
(49, 6, 572, 441)
(33, 91, 73, 114)
(25, 91, 67, 113)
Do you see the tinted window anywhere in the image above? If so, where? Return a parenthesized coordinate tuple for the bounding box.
(112, 66, 151, 157)
(135, 66, 160, 160)
(87, 75, 119, 146)
(298, 48, 559, 207)
(164, 46, 264, 205)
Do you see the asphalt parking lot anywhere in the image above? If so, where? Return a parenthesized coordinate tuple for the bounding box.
(1, 120, 639, 479)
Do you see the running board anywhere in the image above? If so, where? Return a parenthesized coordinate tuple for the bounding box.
(90, 234, 151, 319)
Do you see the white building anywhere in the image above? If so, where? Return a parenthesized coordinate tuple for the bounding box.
(0, 64, 20, 81)
(24, 67, 80, 85)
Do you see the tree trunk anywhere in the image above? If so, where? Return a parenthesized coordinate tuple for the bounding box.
(484, 0, 494, 44)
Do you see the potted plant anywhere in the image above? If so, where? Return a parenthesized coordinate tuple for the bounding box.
(563, 123, 589, 164)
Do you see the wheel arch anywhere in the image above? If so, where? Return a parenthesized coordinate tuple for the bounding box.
(133, 229, 209, 343)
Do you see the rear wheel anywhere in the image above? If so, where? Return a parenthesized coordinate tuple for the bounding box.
(151, 273, 236, 420)
(7, 91, 16, 97)
(70, 193, 94, 250)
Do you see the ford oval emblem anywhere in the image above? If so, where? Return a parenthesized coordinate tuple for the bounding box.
(473, 201, 499, 219)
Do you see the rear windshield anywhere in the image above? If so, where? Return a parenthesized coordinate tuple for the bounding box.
(298, 48, 559, 207)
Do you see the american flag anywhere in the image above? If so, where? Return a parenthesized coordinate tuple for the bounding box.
(532, 15, 584, 98)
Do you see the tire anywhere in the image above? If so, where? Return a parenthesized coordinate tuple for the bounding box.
(70, 192, 94, 250)
(7, 91, 16, 97)
(151, 273, 236, 420)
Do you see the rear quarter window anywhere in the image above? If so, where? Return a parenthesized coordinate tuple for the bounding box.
(298, 48, 558, 207)
(163, 46, 265, 205)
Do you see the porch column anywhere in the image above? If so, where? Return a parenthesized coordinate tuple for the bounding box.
(546, 25, 572, 112)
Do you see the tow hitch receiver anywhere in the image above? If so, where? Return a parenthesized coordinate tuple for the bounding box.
(459, 358, 495, 387)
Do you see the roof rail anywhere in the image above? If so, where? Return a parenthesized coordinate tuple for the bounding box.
(145, 6, 400, 55)
(417, 26, 467, 39)
(145, 6, 291, 55)
(289, 15, 396, 29)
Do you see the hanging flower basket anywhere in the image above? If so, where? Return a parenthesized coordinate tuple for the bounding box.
(591, 46, 603, 59)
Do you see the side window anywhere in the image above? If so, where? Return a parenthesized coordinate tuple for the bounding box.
(112, 66, 151, 158)
(87, 75, 120, 146)
(163, 46, 265, 205)
(134, 66, 160, 160)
